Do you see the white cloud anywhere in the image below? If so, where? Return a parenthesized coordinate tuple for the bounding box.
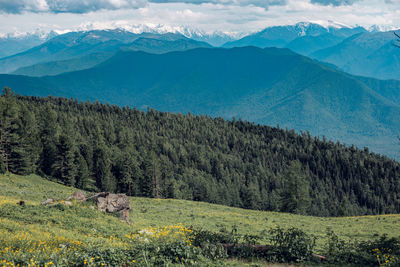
(0, 0, 399, 36)
(310, 0, 359, 6)
(148, 0, 286, 9)
(0, 0, 147, 14)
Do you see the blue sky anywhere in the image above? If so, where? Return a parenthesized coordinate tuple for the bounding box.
(0, 0, 399, 35)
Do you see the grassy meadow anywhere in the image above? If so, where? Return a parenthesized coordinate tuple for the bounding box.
(1, 173, 400, 266)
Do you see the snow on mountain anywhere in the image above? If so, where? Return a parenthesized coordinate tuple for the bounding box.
(68, 22, 243, 46)
(368, 24, 399, 32)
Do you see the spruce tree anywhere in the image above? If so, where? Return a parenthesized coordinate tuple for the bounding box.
(52, 130, 77, 186)
(93, 141, 115, 192)
(279, 161, 311, 214)
(0, 88, 19, 173)
(75, 151, 89, 189)
(11, 103, 40, 174)
(39, 105, 58, 176)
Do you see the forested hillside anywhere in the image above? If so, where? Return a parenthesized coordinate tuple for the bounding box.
(2, 46, 400, 159)
(1, 89, 400, 217)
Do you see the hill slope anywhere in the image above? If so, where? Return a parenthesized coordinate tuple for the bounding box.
(2, 94, 400, 217)
(311, 31, 400, 80)
(0, 30, 211, 74)
(11, 37, 212, 77)
(1, 46, 400, 158)
(1, 173, 400, 245)
(223, 22, 366, 50)
(0, 32, 56, 58)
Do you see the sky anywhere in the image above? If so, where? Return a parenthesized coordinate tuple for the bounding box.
(0, 0, 399, 35)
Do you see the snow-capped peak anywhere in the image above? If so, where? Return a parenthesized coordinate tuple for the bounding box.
(309, 20, 352, 29)
(0, 29, 57, 40)
(368, 24, 398, 32)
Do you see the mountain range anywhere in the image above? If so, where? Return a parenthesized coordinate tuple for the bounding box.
(311, 31, 400, 80)
(1, 46, 400, 158)
(222, 22, 400, 80)
(2, 22, 400, 80)
(0, 31, 57, 59)
(223, 22, 367, 49)
(0, 30, 211, 75)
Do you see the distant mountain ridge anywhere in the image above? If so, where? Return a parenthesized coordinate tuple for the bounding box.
(222, 22, 367, 49)
(0, 31, 57, 59)
(1, 46, 400, 159)
(11, 35, 212, 77)
(310, 31, 400, 80)
(221, 22, 400, 80)
(2, 22, 398, 79)
(0, 29, 211, 75)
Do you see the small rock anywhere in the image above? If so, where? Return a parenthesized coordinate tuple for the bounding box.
(41, 199, 54, 205)
(63, 201, 73, 206)
(120, 208, 130, 223)
(67, 191, 86, 201)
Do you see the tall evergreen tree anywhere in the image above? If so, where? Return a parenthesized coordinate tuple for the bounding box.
(93, 141, 115, 192)
(52, 122, 77, 186)
(11, 103, 40, 174)
(75, 151, 89, 189)
(38, 105, 58, 176)
(279, 161, 311, 214)
(141, 151, 160, 198)
(0, 88, 19, 173)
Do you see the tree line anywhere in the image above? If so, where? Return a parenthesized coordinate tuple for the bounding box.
(1, 87, 399, 216)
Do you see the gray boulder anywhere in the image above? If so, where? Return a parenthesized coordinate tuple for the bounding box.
(41, 198, 54, 205)
(95, 193, 131, 222)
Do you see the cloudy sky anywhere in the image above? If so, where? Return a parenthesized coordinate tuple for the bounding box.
(0, 0, 399, 35)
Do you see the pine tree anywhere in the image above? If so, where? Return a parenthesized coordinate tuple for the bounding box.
(75, 151, 89, 189)
(93, 141, 115, 192)
(141, 151, 160, 197)
(52, 130, 77, 186)
(279, 161, 311, 214)
(119, 150, 140, 196)
(0, 88, 19, 173)
(38, 105, 58, 176)
(11, 103, 40, 174)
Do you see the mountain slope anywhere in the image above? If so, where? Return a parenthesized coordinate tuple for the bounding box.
(11, 52, 114, 77)
(2, 173, 400, 244)
(1, 46, 400, 158)
(3, 94, 400, 217)
(0, 32, 57, 59)
(311, 31, 400, 80)
(0, 30, 211, 74)
(12, 37, 211, 77)
(223, 22, 366, 49)
(285, 34, 344, 55)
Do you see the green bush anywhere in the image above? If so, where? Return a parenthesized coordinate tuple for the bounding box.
(323, 229, 400, 266)
(266, 227, 316, 263)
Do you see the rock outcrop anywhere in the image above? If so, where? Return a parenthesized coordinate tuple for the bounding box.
(94, 192, 131, 222)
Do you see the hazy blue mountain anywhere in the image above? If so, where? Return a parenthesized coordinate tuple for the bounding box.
(12, 36, 211, 77)
(0, 31, 57, 59)
(11, 52, 114, 77)
(1, 46, 400, 158)
(0, 29, 210, 74)
(170, 27, 240, 46)
(123, 36, 211, 53)
(189, 32, 238, 47)
(311, 31, 400, 80)
(285, 34, 344, 55)
(223, 22, 367, 49)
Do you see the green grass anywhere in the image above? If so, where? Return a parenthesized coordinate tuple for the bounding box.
(1, 172, 400, 249)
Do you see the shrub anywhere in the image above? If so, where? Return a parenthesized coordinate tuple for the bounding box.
(266, 227, 316, 263)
